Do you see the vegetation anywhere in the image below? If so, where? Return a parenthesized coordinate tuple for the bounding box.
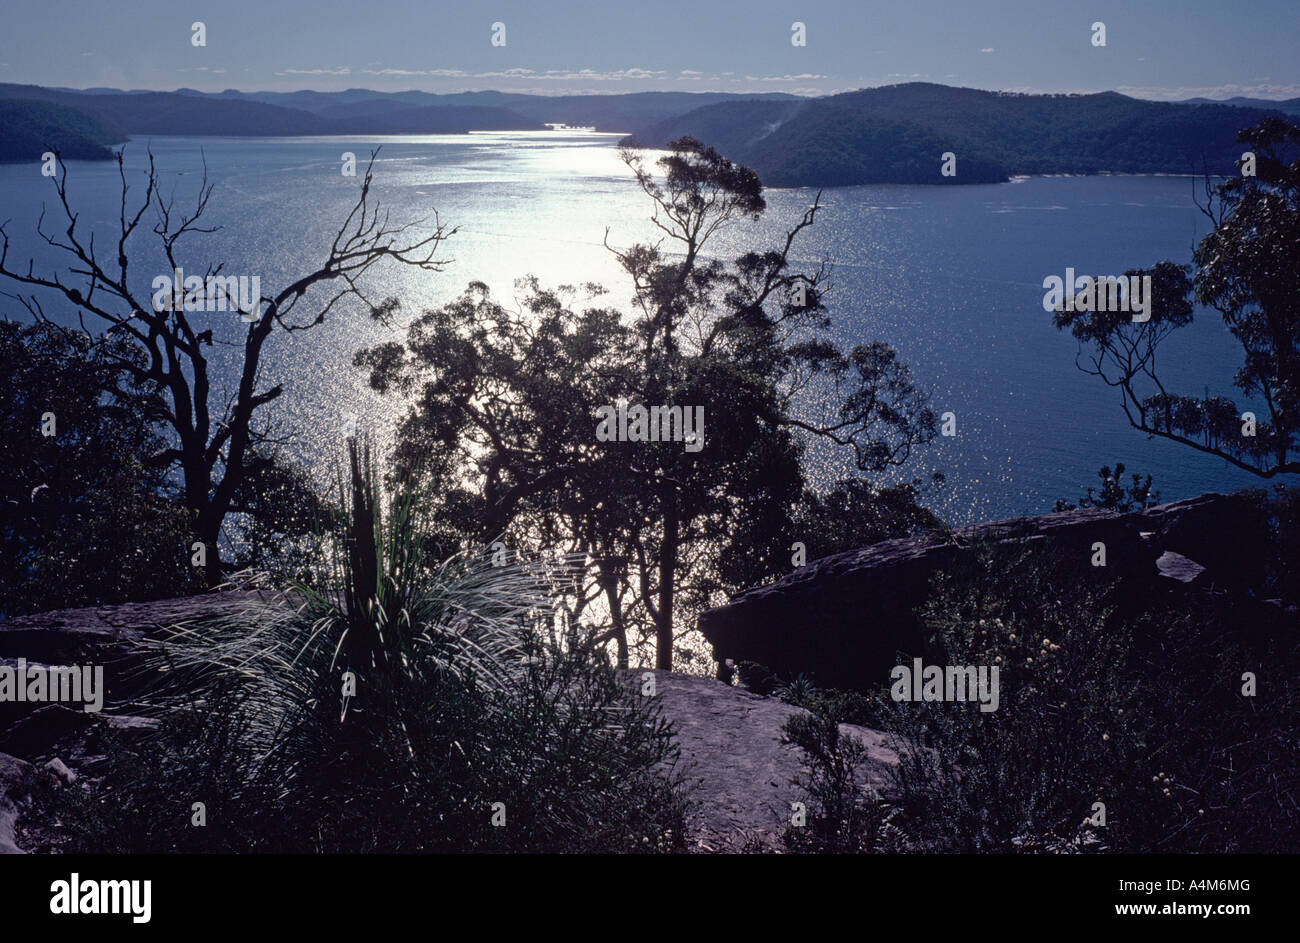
(1055, 116, 1300, 478)
(0, 148, 452, 586)
(625, 83, 1279, 186)
(0, 319, 334, 615)
(0, 320, 190, 615)
(25, 440, 688, 853)
(1053, 462, 1159, 513)
(775, 506, 1299, 853)
(355, 137, 937, 671)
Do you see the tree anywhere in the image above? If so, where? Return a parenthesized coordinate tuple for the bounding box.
(356, 138, 936, 670)
(0, 320, 190, 615)
(1053, 462, 1159, 513)
(0, 148, 453, 585)
(1053, 117, 1300, 478)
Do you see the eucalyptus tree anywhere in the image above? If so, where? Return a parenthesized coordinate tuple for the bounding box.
(357, 138, 935, 670)
(1054, 117, 1300, 478)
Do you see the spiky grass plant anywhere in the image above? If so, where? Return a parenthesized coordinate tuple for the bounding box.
(37, 438, 687, 853)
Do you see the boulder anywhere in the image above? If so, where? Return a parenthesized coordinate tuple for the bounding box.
(1156, 550, 1207, 584)
(698, 494, 1259, 692)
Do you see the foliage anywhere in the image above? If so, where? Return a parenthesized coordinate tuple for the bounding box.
(356, 138, 936, 670)
(781, 533, 1300, 853)
(0, 320, 192, 615)
(28, 440, 688, 853)
(1053, 462, 1159, 513)
(1054, 117, 1300, 478)
(0, 148, 453, 585)
(780, 710, 884, 853)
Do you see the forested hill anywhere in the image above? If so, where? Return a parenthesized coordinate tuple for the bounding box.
(622, 83, 1282, 186)
(0, 99, 125, 162)
(0, 81, 1284, 181)
(0, 84, 798, 160)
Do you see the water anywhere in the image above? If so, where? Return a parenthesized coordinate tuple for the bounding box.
(0, 133, 1267, 524)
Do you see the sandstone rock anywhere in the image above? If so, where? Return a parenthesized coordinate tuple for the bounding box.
(43, 757, 76, 786)
(0, 704, 96, 758)
(1156, 550, 1207, 584)
(634, 670, 897, 851)
(0, 591, 262, 729)
(0, 752, 30, 854)
(699, 494, 1259, 691)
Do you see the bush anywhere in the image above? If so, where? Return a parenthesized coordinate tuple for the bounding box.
(26, 441, 688, 853)
(780, 711, 885, 853)
(0, 321, 192, 615)
(781, 529, 1300, 853)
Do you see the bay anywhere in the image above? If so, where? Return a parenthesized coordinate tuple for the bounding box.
(0, 132, 1263, 524)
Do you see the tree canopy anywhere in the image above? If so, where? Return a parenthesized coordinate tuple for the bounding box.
(357, 138, 937, 670)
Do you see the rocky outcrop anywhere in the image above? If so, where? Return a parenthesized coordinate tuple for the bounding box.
(636, 670, 897, 851)
(698, 493, 1271, 692)
(0, 592, 259, 731)
(0, 592, 257, 853)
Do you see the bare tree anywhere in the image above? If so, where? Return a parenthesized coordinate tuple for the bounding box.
(0, 148, 454, 585)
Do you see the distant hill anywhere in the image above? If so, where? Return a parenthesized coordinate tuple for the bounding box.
(1177, 96, 1300, 116)
(0, 98, 124, 163)
(623, 83, 1284, 186)
(326, 104, 542, 133)
(164, 88, 801, 133)
(0, 84, 334, 136)
(1, 82, 1287, 184)
(0, 84, 798, 138)
(7, 85, 800, 134)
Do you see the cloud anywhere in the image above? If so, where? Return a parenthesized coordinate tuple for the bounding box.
(275, 67, 353, 76)
(980, 48, 995, 53)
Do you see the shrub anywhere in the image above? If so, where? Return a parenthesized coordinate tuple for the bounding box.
(781, 529, 1300, 853)
(27, 440, 688, 853)
(780, 710, 885, 853)
(0, 321, 192, 615)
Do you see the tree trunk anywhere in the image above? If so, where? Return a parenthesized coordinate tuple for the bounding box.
(656, 494, 677, 671)
(603, 576, 629, 670)
(195, 510, 223, 589)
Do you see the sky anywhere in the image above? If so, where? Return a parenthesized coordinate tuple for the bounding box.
(2, 0, 1298, 100)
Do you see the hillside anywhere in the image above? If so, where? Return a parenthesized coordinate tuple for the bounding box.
(0, 84, 797, 137)
(624, 83, 1281, 186)
(0, 98, 124, 162)
(0, 84, 335, 136)
(1, 82, 1288, 183)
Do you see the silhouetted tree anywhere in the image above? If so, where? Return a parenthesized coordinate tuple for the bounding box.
(1054, 117, 1300, 478)
(357, 139, 936, 669)
(0, 148, 453, 584)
